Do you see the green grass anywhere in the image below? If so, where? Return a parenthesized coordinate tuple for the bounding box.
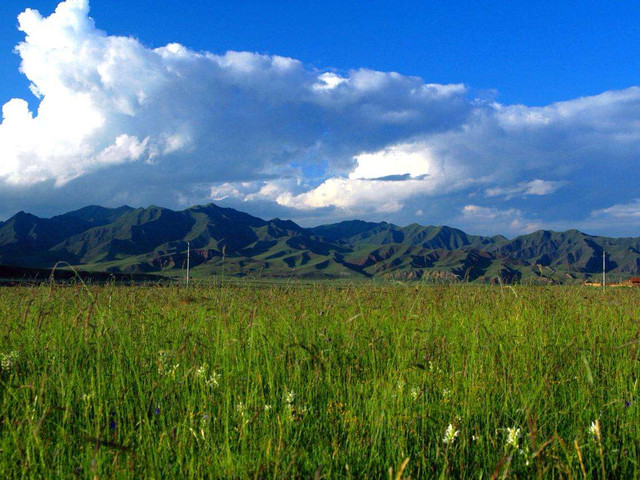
(1, 283, 639, 478)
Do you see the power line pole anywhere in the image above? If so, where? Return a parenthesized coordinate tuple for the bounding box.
(186, 241, 190, 288)
(602, 249, 606, 288)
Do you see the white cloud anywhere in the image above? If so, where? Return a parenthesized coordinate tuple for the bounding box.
(485, 179, 567, 199)
(210, 183, 244, 202)
(591, 199, 640, 219)
(95, 134, 149, 167)
(240, 141, 474, 214)
(312, 72, 346, 91)
(273, 177, 435, 213)
(460, 205, 542, 235)
(0, 0, 639, 236)
(0, 0, 472, 193)
(552, 198, 640, 236)
(349, 143, 435, 180)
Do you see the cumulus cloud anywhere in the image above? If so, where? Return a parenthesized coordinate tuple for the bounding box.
(245, 142, 474, 213)
(260, 177, 434, 214)
(0, 0, 640, 237)
(208, 84, 640, 228)
(0, 0, 472, 192)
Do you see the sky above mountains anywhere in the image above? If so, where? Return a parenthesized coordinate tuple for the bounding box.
(0, 0, 639, 237)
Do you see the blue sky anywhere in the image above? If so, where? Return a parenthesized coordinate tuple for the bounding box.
(0, 0, 639, 236)
(2, 0, 639, 107)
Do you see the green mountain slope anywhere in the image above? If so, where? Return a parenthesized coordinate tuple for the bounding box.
(487, 229, 640, 276)
(0, 203, 639, 283)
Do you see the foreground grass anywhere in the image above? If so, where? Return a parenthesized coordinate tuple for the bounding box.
(0, 283, 639, 478)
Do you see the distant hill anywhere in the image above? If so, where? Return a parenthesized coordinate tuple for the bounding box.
(0, 203, 637, 283)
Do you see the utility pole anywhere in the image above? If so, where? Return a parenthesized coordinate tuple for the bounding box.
(602, 249, 606, 288)
(186, 241, 190, 288)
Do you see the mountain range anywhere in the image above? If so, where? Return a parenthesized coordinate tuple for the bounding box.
(0, 203, 638, 283)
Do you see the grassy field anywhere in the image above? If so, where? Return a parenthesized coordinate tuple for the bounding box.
(0, 283, 639, 478)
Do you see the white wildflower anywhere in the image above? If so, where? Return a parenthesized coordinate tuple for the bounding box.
(410, 387, 420, 400)
(506, 427, 521, 449)
(589, 420, 601, 440)
(157, 352, 178, 376)
(284, 390, 295, 405)
(428, 361, 443, 374)
(1, 351, 19, 373)
(443, 423, 459, 445)
(205, 371, 221, 388)
(236, 402, 246, 417)
(442, 388, 452, 401)
(157, 352, 168, 373)
(264, 404, 272, 412)
(195, 364, 208, 378)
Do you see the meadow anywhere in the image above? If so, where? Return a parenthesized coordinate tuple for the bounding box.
(0, 282, 639, 478)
